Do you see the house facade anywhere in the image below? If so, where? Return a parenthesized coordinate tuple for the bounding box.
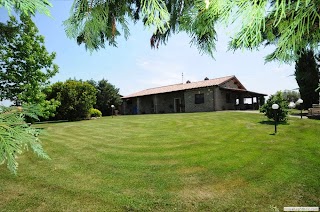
(122, 76, 267, 115)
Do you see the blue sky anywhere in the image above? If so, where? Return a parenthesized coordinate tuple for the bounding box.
(0, 1, 298, 99)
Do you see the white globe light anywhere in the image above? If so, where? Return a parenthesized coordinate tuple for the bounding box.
(111, 105, 115, 108)
(296, 98, 303, 104)
(288, 102, 296, 108)
(272, 103, 279, 110)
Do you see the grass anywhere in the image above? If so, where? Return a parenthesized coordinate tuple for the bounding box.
(1, 111, 320, 211)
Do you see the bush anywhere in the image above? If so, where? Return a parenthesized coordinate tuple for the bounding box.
(260, 91, 289, 122)
(89, 108, 102, 118)
(46, 80, 97, 121)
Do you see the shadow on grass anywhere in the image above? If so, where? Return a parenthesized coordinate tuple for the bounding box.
(34, 118, 97, 126)
(35, 120, 69, 125)
(258, 120, 290, 125)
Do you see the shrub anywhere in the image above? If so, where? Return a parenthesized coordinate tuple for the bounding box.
(46, 80, 97, 121)
(260, 91, 289, 122)
(89, 108, 102, 118)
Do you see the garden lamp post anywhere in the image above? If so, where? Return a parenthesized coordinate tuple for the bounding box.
(296, 98, 303, 119)
(111, 105, 115, 118)
(272, 103, 279, 134)
(288, 102, 296, 109)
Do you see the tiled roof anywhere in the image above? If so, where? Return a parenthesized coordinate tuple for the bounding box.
(123, 75, 237, 98)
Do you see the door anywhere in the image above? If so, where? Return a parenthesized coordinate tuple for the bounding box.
(174, 98, 181, 113)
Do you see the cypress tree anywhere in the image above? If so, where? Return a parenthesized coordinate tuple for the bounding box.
(295, 50, 320, 109)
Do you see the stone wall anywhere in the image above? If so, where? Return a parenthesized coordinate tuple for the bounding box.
(123, 84, 246, 114)
(130, 91, 185, 114)
(214, 87, 238, 110)
(184, 87, 214, 112)
(156, 91, 185, 113)
(138, 95, 154, 114)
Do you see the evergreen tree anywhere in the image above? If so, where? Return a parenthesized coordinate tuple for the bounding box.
(0, 105, 50, 175)
(3, 0, 320, 62)
(88, 79, 122, 116)
(295, 50, 320, 109)
(62, 0, 320, 62)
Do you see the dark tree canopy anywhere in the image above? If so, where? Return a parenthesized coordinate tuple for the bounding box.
(87, 79, 122, 116)
(295, 50, 320, 109)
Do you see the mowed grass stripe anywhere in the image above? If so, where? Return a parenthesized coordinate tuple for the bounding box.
(0, 112, 319, 211)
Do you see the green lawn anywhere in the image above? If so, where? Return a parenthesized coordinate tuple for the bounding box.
(1, 112, 320, 211)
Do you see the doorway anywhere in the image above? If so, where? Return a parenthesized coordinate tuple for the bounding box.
(174, 98, 181, 113)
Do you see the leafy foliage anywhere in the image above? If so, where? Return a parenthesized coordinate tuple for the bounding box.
(3, 0, 320, 62)
(0, 105, 50, 175)
(282, 90, 300, 103)
(89, 108, 102, 118)
(64, 0, 218, 57)
(87, 79, 122, 116)
(63, 0, 320, 62)
(0, 0, 51, 16)
(0, 15, 59, 114)
(295, 50, 320, 109)
(46, 80, 97, 121)
(260, 91, 289, 122)
(228, 0, 320, 62)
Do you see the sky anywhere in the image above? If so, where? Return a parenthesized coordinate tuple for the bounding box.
(0, 1, 298, 102)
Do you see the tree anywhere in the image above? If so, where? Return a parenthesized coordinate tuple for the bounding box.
(0, 105, 50, 174)
(260, 91, 289, 122)
(64, 0, 218, 57)
(46, 80, 97, 121)
(0, 14, 56, 174)
(282, 90, 300, 103)
(0, 0, 51, 16)
(3, 0, 320, 63)
(295, 50, 320, 109)
(87, 79, 122, 116)
(0, 15, 59, 117)
(63, 0, 320, 63)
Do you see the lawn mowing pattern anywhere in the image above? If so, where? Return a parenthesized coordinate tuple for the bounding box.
(0, 112, 320, 211)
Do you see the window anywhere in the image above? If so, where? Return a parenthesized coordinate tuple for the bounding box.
(226, 93, 231, 103)
(195, 93, 204, 104)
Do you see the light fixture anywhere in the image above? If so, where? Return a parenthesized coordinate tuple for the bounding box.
(272, 103, 279, 134)
(288, 102, 295, 109)
(296, 99, 303, 119)
(272, 104, 279, 110)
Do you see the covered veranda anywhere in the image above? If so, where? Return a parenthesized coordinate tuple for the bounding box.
(220, 87, 268, 110)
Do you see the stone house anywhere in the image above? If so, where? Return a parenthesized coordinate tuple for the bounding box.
(121, 75, 267, 115)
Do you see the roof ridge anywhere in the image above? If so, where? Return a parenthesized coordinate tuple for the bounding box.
(209, 75, 235, 85)
(122, 75, 238, 98)
(143, 82, 183, 91)
(182, 75, 235, 85)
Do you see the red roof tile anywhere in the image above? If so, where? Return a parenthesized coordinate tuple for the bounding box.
(123, 75, 237, 98)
